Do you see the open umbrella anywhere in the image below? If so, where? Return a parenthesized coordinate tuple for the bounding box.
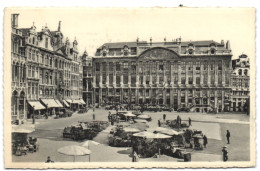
(124, 113, 136, 117)
(58, 145, 91, 162)
(134, 119, 148, 123)
(137, 115, 150, 119)
(133, 131, 171, 139)
(150, 127, 180, 136)
(123, 127, 140, 133)
(80, 140, 100, 162)
(12, 128, 35, 134)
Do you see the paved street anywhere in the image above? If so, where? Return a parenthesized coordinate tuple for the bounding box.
(13, 109, 250, 162)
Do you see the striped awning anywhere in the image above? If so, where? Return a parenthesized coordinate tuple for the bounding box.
(55, 100, 63, 108)
(28, 101, 45, 110)
(41, 99, 60, 108)
(63, 100, 70, 107)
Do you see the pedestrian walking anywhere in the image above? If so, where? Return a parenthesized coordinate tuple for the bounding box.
(158, 119, 161, 127)
(203, 135, 208, 148)
(93, 113, 95, 120)
(222, 146, 228, 162)
(177, 115, 180, 124)
(163, 114, 166, 121)
(179, 116, 182, 125)
(188, 117, 192, 126)
(226, 130, 231, 144)
(32, 114, 35, 124)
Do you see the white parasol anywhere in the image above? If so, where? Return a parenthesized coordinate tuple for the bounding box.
(58, 145, 91, 162)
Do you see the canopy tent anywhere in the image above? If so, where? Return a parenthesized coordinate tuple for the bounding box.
(28, 101, 45, 110)
(63, 100, 70, 107)
(40, 99, 60, 108)
(137, 115, 150, 119)
(123, 127, 141, 133)
(55, 100, 63, 108)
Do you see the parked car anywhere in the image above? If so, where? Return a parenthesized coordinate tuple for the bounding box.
(160, 105, 173, 112)
(177, 107, 190, 112)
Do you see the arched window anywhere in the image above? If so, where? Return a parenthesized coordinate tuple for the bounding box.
(238, 69, 242, 76)
(11, 91, 18, 118)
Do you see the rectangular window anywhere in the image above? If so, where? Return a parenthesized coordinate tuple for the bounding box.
(123, 75, 128, 84)
(109, 62, 113, 71)
(109, 74, 113, 84)
(28, 66, 31, 77)
(159, 64, 164, 71)
(181, 97, 185, 103)
(116, 63, 121, 71)
(218, 61, 222, 70)
(102, 74, 106, 84)
(123, 62, 128, 69)
(196, 77, 200, 84)
(116, 75, 120, 84)
(181, 77, 185, 84)
(188, 77, 193, 84)
(96, 63, 100, 71)
(139, 76, 143, 84)
(131, 75, 136, 85)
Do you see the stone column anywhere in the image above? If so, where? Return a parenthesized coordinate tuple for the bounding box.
(178, 62, 181, 86)
(113, 63, 116, 87)
(135, 88, 138, 104)
(214, 90, 218, 111)
(106, 62, 109, 85)
(177, 89, 181, 108)
(128, 62, 131, 87)
(170, 89, 174, 108)
(221, 90, 224, 112)
(163, 89, 166, 105)
(207, 63, 211, 86)
(192, 62, 196, 86)
(215, 61, 218, 86)
(185, 89, 188, 107)
(185, 62, 188, 85)
(156, 62, 159, 85)
(200, 62, 203, 85)
(222, 60, 225, 86)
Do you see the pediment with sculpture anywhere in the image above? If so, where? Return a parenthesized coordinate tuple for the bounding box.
(138, 47, 180, 60)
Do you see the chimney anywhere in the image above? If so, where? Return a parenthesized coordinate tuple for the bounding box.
(150, 37, 152, 46)
(136, 37, 139, 43)
(221, 40, 224, 45)
(11, 14, 19, 28)
(226, 40, 230, 50)
(58, 21, 61, 31)
(164, 37, 166, 44)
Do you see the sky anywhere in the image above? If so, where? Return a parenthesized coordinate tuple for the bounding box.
(11, 8, 255, 59)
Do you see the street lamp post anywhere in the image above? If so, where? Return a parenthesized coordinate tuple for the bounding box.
(32, 105, 35, 124)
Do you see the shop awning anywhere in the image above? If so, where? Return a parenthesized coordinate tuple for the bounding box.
(41, 99, 60, 108)
(66, 99, 77, 104)
(55, 100, 63, 108)
(63, 100, 70, 107)
(73, 99, 81, 104)
(28, 101, 46, 110)
(79, 99, 86, 105)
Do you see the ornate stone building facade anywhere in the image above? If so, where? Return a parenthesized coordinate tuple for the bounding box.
(92, 38, 232, 112)
(11, 14, 83, 122)
(230, 54, 250, 112)
(82, 51, 93, 105)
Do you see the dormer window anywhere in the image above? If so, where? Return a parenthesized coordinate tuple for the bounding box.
(123, 51, 128, 56)
(102, 52, 107, 57)
(210, 49, 216, 55)
(188, 49, 193, 55)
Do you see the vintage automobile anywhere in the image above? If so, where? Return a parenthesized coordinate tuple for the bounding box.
(133, 105, 142, 111)
(146, 105, 161, 112)
(177, 107, 190, 112)
(160, 105, 173, 112)
(78, 107, 88, 114)
(63, 121, 109, 141)
(166, 119, 189, 129)
(105, 105, 116, 110)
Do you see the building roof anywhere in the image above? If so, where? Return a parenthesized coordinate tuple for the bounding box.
(180, 40, 221, 46)
(97, 41, 148, 49)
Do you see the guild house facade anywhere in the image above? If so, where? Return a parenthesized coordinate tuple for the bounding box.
(230, 54, 250, 112)
(92, 38, 233, 112)
(11, 14, 84, 122)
